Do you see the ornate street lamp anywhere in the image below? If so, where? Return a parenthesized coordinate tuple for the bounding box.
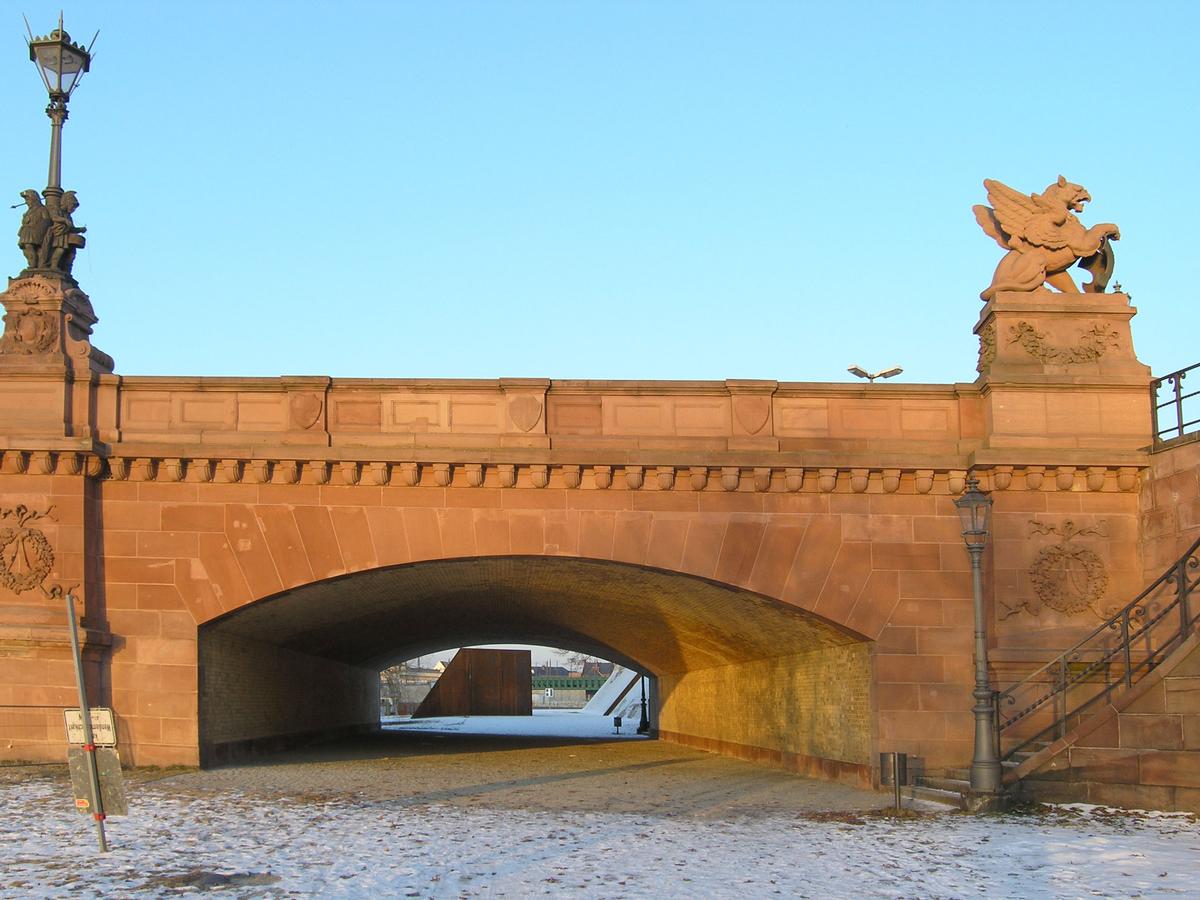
(954, 475, 1002, 797)
(25, 14, 96, 198)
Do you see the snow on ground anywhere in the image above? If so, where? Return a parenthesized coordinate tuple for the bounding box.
(382, 709, 647, 739)
(1, 777, 1198, 898)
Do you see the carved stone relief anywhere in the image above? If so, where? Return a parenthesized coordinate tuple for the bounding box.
(289, 393, 324, 430)
(0, 504, 56, 595)
(507, 396, 543, 433)
(976, 321, 996, 373)
(1008, 321, 1120, 364)
(0, 308, 59, 354)
(1001, 519, 1109, 620)
(733, 396, 770, 435)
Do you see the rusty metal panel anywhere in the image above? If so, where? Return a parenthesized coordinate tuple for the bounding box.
(412, 649, 531, 718)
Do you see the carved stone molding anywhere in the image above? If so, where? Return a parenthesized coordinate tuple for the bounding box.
(0, 452, 1149, 498)
(991, 466, 1013, 490)
(881, 469, 901, 494)
(1008, 321, 1121, 365)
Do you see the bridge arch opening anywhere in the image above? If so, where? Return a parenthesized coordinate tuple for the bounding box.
(198, 556, 873, 785)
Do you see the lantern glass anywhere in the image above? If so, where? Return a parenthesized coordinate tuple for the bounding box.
(954, 477, 992, 545)
(30, 29, 90, 98)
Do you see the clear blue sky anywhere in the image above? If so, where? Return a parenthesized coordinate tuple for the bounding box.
(4, 1, 1197, 383)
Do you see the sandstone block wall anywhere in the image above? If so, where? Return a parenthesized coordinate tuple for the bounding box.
(1140, 436, 1200, 578)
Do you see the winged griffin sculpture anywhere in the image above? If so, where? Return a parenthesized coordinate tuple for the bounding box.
(974, 176, 1120, 301)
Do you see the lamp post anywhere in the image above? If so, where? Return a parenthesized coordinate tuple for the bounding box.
(954, 474, 1002, 797)
(25, 15, 95, 203)
(637, 676, 650, 734)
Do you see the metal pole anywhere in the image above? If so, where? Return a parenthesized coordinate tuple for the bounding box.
(1175, 375, 1186, 440)
(892, 752, 901, 810)
(66, 592, 108, 852)
(45, 100, 67, 195)
(1150, 378, 1162, 442)
(968, 545, 1002, 795)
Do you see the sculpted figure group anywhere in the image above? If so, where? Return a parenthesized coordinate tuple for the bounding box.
(974, 176, 1120, 301)
(16, 188, 87, 277)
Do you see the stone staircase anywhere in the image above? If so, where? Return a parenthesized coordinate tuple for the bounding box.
(901, 773, 970, 810)
(900, 745, 1050, 810)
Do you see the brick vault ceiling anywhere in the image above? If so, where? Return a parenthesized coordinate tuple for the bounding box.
(202, 557, 861, 675)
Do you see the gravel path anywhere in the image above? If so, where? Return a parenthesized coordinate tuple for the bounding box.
(156, 730, 889, 818)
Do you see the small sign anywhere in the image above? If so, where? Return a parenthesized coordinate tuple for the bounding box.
(544, 688, 554, 698)
(64, 708, 117, 746)
(67, 745, 128, 817)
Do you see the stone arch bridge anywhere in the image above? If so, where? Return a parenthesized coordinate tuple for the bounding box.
(0, 275, 1164, 789)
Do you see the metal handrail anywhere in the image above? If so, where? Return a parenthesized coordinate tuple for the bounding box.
(1152, 363, 1200, 443)
(996, 534, 1200, 759)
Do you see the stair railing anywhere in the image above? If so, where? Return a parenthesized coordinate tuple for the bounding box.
(995, 534, 1200, 759)
(1152, 363, 1200, 444)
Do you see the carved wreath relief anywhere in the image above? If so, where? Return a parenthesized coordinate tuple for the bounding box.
(0, 505, 55, 595)
(1009, 321, 1120, 365)
(1001, 520, 1109, 620)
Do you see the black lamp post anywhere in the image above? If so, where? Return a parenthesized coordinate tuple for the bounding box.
(637, 676, 650, 734)
(954, 474, 1002, 796)
(26, 15, 95, 202)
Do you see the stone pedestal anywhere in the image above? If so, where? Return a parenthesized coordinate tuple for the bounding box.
(973, 290, 1152, 455)
(0, 275, 113, 442)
